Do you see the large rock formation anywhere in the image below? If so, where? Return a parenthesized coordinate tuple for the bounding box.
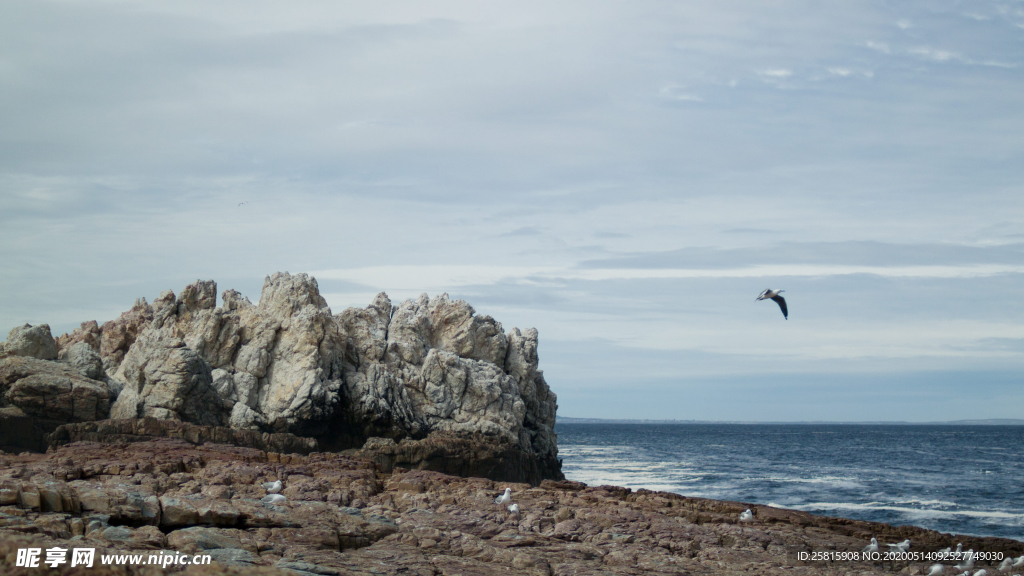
(1, 273, 561, 484)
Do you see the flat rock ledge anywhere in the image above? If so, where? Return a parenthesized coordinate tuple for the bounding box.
(1, 441, 1021, 576)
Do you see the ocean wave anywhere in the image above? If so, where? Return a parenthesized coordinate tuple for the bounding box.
(778, 501, 1024, 523)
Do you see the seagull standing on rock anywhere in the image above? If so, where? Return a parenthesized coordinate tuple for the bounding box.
(495, 488, 512, 507)
(756, 289, 788, 319)
(262, 480, 283, 494)
(862, 537, 879, 554)
(955, 550, 975, 572)
(739, 509, 753, 522)
(927, 565, 945, 576)
(508, 503, 520, 517)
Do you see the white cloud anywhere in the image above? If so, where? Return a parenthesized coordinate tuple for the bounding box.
(864, 40, 890, 53)
(658, 84, 703, 103)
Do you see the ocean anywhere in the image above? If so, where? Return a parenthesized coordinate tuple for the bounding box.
(556, 423, 1024, 542)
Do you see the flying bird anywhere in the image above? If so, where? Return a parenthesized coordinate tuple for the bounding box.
(756, 289, 788, 319)
(262, 480, 282, 494)
(238, 202, 247, 207)
(862, 537, 879, 553)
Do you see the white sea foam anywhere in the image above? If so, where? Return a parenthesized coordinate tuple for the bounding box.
(780, 502, 1024, 524)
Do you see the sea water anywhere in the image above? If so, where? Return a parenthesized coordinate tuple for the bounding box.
(556, 423, 1024, 541)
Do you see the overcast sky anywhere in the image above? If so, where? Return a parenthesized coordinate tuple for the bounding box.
(3, 0, 1023, 422)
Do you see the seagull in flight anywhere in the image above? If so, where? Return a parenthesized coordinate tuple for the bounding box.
(756, 289, 788, 319)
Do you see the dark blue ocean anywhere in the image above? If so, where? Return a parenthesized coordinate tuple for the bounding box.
(556, 423, 1024, 541)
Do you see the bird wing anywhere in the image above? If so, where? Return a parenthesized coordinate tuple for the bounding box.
(756, 289, 769, 301)
(770, 295, 788, 319)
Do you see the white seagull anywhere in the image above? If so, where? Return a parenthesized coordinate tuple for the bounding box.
(756, 289, 788, 319)
(262, 480, 283, 494)
(999, 558, 1014, 572)
(928, 565, 945, 576)
(494, 487, 512, 507)
(974, 570, 988, 576)
(739, 509, 754, 522)
(261, 494, 287, 505)
(1013, 556, 1024, 569)
(862, 537, 879, 553)
(508, 503, 520, 516)
(887, 539, 911, 553)
(955, 550, 975, 572)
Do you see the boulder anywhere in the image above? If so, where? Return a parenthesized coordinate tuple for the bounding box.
(0, 356, 110, 426)
(2, 324, 57, 360)
(62, 341, 104, 380)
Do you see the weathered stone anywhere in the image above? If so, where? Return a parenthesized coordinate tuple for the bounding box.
(2, 324, 57, 360)
(109, 330, 227, 426)
(62, 341, 105, 380)
(99, 297, 153, 371)
(0, 357, 110, 425)
(5, 272, 561, 485)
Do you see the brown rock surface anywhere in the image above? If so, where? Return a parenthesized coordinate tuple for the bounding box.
(2, 441, 1021, 575)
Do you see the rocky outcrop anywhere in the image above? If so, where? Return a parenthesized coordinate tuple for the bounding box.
(3, 272, 561, 484)
(0, 356, 110, 429)
(2, 441, 1022, 576)
(1, 323, 58, 360)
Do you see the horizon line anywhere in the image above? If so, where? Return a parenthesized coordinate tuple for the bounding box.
(556, 416, 1024, 425)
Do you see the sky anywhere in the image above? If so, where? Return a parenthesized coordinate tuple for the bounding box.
(2, 0, 1023, 422)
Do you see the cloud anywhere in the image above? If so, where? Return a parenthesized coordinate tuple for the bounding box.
(864, 40, 890, 53)
(908, 46, 1016, 68)
(658, 84, 703, 103)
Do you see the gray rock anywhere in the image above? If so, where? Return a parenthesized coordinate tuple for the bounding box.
(63, 342, 104, 380)
(229, 402, 265, 430)
(109, 331, 227, 426)
(3, 324, 57, 360)
(0, 357, 110, 423)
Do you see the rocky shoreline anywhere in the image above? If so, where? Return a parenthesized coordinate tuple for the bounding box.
(2, 438, 1022, 575)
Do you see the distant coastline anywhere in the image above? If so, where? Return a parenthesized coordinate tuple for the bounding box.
(556, 416, 1024, 425)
